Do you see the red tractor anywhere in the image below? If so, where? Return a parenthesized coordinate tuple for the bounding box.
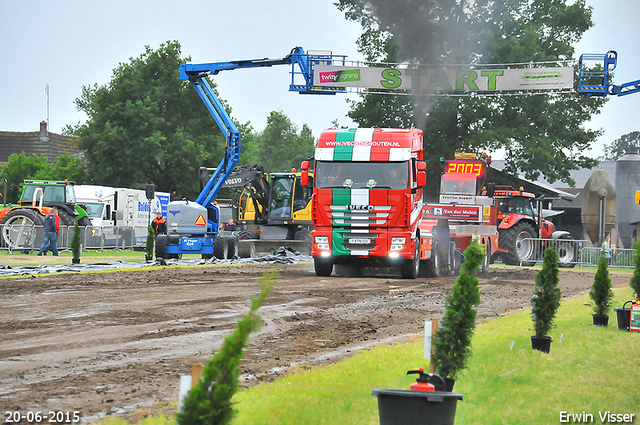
(491, 186, 576, 266)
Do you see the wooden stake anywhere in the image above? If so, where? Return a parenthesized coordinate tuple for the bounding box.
(429, 319, 438, 373)
(191, 364, 203, 388)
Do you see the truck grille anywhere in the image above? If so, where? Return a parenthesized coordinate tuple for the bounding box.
(329, 205, 392, 227)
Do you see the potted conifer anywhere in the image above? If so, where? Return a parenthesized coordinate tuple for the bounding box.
(71, 221, 81, 264)
(590, 251, 613, 326)
(145, 224, 155, 261)
(531, 246, 561, 353)
(433, 240, 484, 391)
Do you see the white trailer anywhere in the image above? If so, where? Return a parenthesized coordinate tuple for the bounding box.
(75, 185, 170, 248)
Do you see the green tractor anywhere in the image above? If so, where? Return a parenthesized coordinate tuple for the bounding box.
(0, 180, 89, 249)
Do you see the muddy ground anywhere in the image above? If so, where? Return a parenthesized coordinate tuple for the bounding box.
(0, 262, 629, 423)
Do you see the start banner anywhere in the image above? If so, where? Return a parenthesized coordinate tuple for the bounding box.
(314, 65, 573, 93)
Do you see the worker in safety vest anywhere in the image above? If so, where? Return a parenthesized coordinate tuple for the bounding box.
(152, 212, 167, 234)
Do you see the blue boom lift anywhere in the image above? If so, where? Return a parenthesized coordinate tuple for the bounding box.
(578, 50, 640, 97)
(155, 47, 345, 259)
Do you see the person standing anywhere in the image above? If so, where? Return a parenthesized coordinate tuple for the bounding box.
(152, 211, 167, 234)
(38, 206, 60, 256)
(602, 236, 611, 265)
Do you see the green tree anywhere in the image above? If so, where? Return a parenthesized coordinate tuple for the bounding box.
(602, 131, 640, 160)
(337, 0, 604, 199)
(68, 41, 232, 200)
(243, 111, 315, 173)
(433, 240, 483, 380)
(531, 247, 561, 338)
(0, 153, 52, 202)
(0, 153, 87, 203)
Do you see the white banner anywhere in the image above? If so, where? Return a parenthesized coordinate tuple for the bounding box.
(314, 65, 573, 92)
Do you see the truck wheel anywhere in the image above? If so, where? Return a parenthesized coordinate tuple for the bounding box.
(314, 257, 333, 277)
(401, 240, 420, 279)
(0, 209, 45, 249)
(213, 235, 228, 260)
(226, 234, 239, 259)
(479, 240, 491, 274)
(557, 238, 577, 268)
(155, 234, 168, 259)
(420, 241, 441, 278)
(500, 222, 536, 266)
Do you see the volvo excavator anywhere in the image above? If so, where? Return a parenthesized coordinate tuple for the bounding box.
(200, 164, 313, 255)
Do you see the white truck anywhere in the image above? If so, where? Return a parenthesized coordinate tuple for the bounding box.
(74, 185, 170, 248)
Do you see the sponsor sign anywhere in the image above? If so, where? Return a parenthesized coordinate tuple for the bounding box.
(315, 65, 573, 93)
(422, 204, 482, 221)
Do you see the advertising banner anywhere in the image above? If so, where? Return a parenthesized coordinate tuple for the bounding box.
(422, 204, 482, 221)
(314, 65, 573, 93)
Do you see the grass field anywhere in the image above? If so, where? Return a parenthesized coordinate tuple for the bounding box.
(94, 285, 639, 425)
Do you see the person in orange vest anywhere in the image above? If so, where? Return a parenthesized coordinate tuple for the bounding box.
(152, 212, 167, 234)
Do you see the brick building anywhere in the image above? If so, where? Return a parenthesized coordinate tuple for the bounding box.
(0, 121, 82, 164)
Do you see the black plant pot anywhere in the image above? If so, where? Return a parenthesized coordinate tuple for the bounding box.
(592, 314, 609, 326)
(615, 302, 633, 331)
(531, 336, 552, 353)
(145, 254, 153, 261)
(444, 377, 455, 392)
(72, 258, 81, 264)
(372, 389, 463, 425)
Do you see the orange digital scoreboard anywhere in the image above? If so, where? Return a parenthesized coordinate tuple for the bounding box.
(444, 160, 486, 178)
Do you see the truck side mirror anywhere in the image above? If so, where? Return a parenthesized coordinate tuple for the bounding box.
(301, 160, 310, 186)
(416, 161, 426, 171)
(417, 171, 427, 187)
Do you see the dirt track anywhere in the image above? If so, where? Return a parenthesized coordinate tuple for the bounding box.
(0, 262, 628, 423)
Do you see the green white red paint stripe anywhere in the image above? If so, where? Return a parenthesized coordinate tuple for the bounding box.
(316, 128, 412, 161)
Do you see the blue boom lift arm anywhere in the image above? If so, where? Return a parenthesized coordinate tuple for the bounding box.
(578, 50, 640, 97)
(179, 47, 346, 212)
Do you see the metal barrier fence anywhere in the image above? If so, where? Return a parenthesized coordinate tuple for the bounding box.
(0, 224, 151, 252)
(519, 238, 637, 268)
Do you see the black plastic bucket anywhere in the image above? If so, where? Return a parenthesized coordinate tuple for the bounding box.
(372, 389, 463, 425)
(615, 301, 633, 331)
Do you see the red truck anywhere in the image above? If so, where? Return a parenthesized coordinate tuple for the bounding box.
(300, 128, 428, 278)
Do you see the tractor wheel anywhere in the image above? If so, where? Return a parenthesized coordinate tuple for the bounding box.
(557, 237, 578, 268)
(213, 235, 228, 260)
(77, 216, 91, 227)
(155, 234, 168, 259)
(0, 209, 45, 249)
(57, 210, 75, 226)
(226, 234, 239, 259)
(238, 230, 260, 240)
(314, 257, 333, 277)
(400, 240, 420, 279)
(500, 222, 536, 266)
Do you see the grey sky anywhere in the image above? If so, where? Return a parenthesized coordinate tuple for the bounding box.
(0, 0, 637, 159)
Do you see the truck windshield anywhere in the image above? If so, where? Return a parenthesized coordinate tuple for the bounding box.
(82, 202, 105, 219)
(315, 161, 409, 190)
(440, 173, 478, 195)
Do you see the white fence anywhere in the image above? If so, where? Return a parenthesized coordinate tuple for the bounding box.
(517, 238, 636, 268)
(0, 224, 151, 252)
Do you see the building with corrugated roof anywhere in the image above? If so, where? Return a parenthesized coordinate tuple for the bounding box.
(0, 121, 82, 164)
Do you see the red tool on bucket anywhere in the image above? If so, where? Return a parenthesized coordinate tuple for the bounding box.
(407, 368, 447, 392)
(630, 299, 640, 332)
